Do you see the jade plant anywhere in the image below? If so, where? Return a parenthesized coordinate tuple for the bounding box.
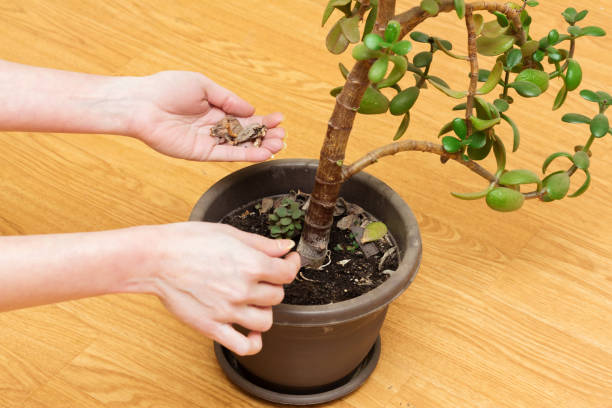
(294, 0, 609, 267)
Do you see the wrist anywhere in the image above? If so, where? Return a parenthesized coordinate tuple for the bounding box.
(109, 225, 164, 296)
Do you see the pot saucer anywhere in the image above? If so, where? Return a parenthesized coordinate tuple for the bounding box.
(214, 336, 381, 405)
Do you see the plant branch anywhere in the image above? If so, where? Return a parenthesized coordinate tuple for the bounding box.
(342, 139, 496, 182)
(464, 7, 479, 136)
(395, 1, 526, 46)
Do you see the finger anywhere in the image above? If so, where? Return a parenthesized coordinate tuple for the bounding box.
(261, 137, 284, 154)
(231, 306, 274, 332)
(214, 323, 262, 356)
(224, 227, 295, 257)
(244, 282, 285, 306)
(264, 127, 286, 139)
(259, 253, 300, 285)
(237, 112, 284, 128)
(204, 80, 255, 117)
(206, 144, 273, 162)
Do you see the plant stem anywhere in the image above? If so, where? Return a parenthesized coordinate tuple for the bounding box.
(465, 7, 478, 136)
(297, 0, 396, 268)
(583, 135, 595, 151)
(342, 139, 496, 182)
(502, 70, 510, 98)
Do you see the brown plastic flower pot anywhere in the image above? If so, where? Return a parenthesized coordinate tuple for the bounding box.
(189, 159, 421, 405)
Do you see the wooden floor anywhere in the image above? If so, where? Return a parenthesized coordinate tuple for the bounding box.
(1, 1, 611, 407)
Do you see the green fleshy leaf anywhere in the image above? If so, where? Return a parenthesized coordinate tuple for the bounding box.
(389, 86, 420, 115)
(454, 0, 465, 19)
(580, 89, 600, 103)
(434, 37, 468, 60)
(339, 14, 361, 43)
(552, 84, 568, 111)
(476, 35, 515, 56)
(521, 40, 539, 57)
(470, 116, 501, 131)
(362, 221, 388, 243)
(508, 81, 542, 98)
(438, 120, 454, 137)
(420, 0, 439, 16)
(452, 118, 468, 139)
(322, 0, 351, 26)
(453, 102, 467, 111)
(561, 113, 591, 124)
(580, 26, 606, 37)
(499, 169, 541, 189)
(506, 49, 523, 70)
(391, 40, 413, 56)
(500, 113, 520, 152)
(410, 31, 430, 43)
(377, 55, 408, 89)
(362, 1, 378, 39)
(590, 113, 609, 138)
(568, 169, 591, 197)
(326, 20, 350, 54)
(451, 184, 494, 200)
(352, 43, 381, 60)
(542, 172, 571, 200)
(515, 69, 549, 92)
(477, 61, 503, 95)
(358, 86, 390, 114)
(393, 112, 411, 140)
(413, 51, 433, 67)
(339, 63, 350, 79)
(575, 10, 588, 23)
(492, 135, 506, 174)
(486, 187, 525, 212)
(473, 14, 484, 35)
(542, 152, 573, 173)
(442, 136, 462, 153)
(494, 99, 509, 113)
(573, 151, 590, 170)
(469, 131, 487, 148)
(467, 137, 493, 160)
(429, 80, 467, 99)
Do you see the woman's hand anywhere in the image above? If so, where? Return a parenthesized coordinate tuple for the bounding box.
(127, 71, 286, 162)
(129, 222, 300, 356)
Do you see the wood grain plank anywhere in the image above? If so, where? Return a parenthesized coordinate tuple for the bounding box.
(1, 0, 611, 407)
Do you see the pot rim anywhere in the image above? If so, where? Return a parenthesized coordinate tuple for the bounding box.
(189, 159, 422, 327)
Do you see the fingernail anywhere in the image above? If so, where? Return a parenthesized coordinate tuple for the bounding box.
(270, 154, 275, 158)
(283, 240, 295, 250)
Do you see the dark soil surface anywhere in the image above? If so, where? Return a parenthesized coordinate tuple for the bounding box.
(221, 195, 399, 305)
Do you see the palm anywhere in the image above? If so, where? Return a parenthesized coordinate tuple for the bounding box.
(131, 71, 284, 161)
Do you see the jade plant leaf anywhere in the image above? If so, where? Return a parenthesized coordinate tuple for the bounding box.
(339, 14, 361, 43)
(500, 113, 520, 152)
(389, 86, 420, 115)
(393, 112, 411, 140)
(542, 171, 571, 200)
(362, 221, 388, 243)
(476, 35, 515, 56)
(573, 150, 590, 170)
(515, 69, 549, 92)
(542, 152, 573, 173)
(454, 0, 465, 19)
(377, 55, 408, 89)
(568, 169, 591, 197)
(580, 89, 600, 103)
(358, 86, 390, 114)
(470, 116, 501, 131)
(322, 0, 351, 26)
(477, 61, 503, 94)
(442, 136, 462, 153)
(499, 169, 541, 189)
(590, 114, 609, 138)
(552, 84, 568, 111)
(562, 113, 591, 124)
(420, 0, 439, 16)
(508, 81, 542, 97)
(486, 187, 525, 212)
(429, 80, 467, 99)
(362, 0, 378, 39)
(326, 20, 350, 54)
(451, 183, 494, 200)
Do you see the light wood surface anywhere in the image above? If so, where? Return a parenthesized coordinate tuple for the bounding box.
(1, 1, 611, 407)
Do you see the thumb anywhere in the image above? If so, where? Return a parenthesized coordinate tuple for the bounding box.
(226, 228, 295, 257)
